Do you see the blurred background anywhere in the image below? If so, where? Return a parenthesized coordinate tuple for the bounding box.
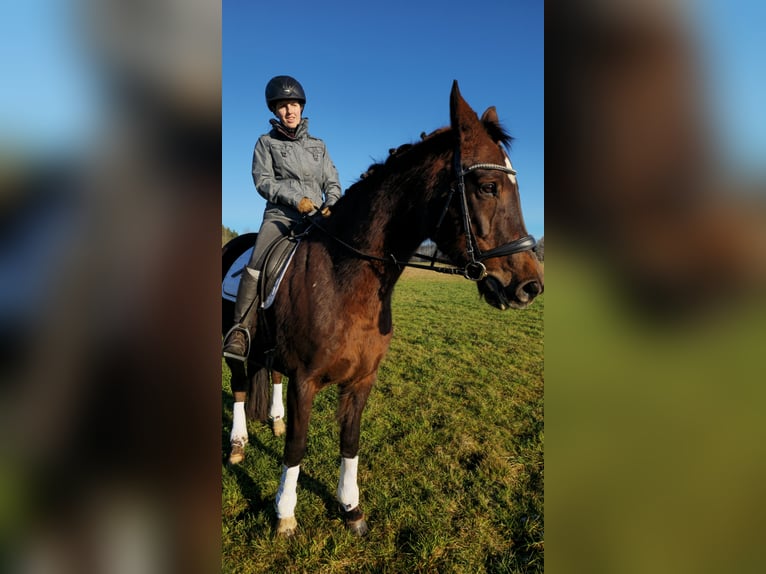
(2, 0, 221, 572)
(2, 0, 765, 572)
(546, 1, 766, 573)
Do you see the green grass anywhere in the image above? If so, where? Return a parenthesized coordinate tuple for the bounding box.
(222, 269, 544, 573)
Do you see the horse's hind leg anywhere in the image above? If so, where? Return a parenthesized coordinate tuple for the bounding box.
(226, 359, 249, 465)
(269, 372, 285, 437)
(228, 363, 270, 464)
(336, 377, 374, 536)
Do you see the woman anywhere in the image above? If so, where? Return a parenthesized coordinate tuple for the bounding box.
(223, 75, 342, 362)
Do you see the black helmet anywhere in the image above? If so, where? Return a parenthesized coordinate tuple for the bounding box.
(265, 75, 306, 112)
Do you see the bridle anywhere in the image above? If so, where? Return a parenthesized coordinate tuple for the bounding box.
(306, 142, 537, 281)
(445, 146, 537, 280)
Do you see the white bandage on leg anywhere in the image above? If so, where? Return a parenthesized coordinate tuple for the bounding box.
(230, 401, 248, 442)
(275, 465, 300, 518)
(337, 456, 360, 512)
(270, 383, 284, 420)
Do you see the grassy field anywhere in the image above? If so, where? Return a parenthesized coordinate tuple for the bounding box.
(221, 269, 544, 573)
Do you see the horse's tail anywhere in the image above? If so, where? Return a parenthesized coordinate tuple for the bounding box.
(245, 367, 270, 421)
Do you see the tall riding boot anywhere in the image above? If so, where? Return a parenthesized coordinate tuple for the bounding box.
(223, 268, 261, 362)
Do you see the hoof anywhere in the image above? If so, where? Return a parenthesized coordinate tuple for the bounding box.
(228, 438, 247, 465)
(340, 506, 368, 537)
(271, 417, 286, 437)
(347, 517, 368, 537)
(276, 516, 298, 538)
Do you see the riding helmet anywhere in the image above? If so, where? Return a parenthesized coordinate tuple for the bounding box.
(265, 75, 306, 112)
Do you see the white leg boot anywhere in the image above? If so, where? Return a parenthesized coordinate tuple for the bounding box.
(275, 465, 300, 537)
(228, 401, 248, 464)
(270, 383, 285, 436)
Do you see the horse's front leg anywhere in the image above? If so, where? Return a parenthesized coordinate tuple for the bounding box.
(274, 376, 317, 537)
(336, 376, 374, 536)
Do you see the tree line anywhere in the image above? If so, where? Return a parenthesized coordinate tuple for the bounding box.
(222, 225, 238, 246)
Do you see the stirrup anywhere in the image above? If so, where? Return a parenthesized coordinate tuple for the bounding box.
(222, 323, 251, 362)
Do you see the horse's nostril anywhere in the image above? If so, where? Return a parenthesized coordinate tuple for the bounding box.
(518, 280, 542, 301)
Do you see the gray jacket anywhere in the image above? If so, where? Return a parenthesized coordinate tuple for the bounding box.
(252, 118, 342, 222)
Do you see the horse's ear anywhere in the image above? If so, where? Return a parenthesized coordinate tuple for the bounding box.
(449, 80, 462, 125)
(480, 106, 499, 125)
(480, 105, 511, 146)
(450, 80, 481, 140)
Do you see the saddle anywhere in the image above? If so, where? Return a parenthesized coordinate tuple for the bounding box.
(222, 233, 301, 310)
(258, 234, 301, 308)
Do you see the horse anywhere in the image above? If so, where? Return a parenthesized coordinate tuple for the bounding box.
(222, 81, 543, 537)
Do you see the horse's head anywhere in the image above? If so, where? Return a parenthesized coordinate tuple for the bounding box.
(434, 81, 543, 310)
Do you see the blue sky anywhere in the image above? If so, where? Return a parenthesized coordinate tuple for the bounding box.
(694, 0, 766, 179)
(221, 0, 545, 239)
(2, 1, 764, 231)
(0, 0, 99, 154)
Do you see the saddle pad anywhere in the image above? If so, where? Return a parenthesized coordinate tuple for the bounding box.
(222, 248, 252, 302)
(222, 239, 301, 308)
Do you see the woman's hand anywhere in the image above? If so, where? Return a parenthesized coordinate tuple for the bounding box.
(297, 197, 319, 214)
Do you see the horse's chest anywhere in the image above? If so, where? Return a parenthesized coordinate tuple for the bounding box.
(325, 335, 390, 383)
(322, 315, 390, 369)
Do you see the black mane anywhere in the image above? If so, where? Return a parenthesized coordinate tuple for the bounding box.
(355, 119, 513, 183)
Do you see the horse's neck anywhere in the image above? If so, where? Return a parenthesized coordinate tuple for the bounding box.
(334, 171, 439, 262)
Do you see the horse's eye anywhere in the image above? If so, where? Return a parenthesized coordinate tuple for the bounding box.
(480, 182, 497, 196)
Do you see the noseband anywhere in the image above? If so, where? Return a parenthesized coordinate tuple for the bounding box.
(444, 148, 537, 280)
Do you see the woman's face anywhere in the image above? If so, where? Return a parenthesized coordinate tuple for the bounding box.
(274, 100, 303, 129)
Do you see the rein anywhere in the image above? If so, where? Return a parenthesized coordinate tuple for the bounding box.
(301, 217, 469, 276)
(306, 145, 536, 281)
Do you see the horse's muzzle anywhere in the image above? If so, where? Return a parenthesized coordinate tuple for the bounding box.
(478, 275, 543, 310)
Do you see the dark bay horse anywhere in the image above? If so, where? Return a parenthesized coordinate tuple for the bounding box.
(224, 81, 543, 537)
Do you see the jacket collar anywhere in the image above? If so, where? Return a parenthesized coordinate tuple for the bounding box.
(270, 118, 309, 141)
